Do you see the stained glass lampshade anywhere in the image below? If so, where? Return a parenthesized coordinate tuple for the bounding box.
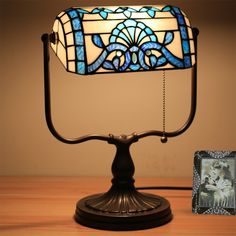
(50, 5, 196, 75)
(41, 4, 199, 231)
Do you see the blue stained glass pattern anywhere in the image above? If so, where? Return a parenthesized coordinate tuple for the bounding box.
(150, 55, 157, 67)
(184, 56, 191, 67)
(161, 47, 184, 68)
(88, 50, 108, 72)
(145, 27, 153, 35)
(123, 11, 131, 18)
(162, 6, 171, 12)
(113, 29, 119, 36)
(86, 19, 191, 73)
(68, 10, 78, 18)
(91, 8, 100, 13)
(130, 46, 139, 52)
(119, 52, 131, 71)
(141, 42, 161, 51)
(138, 50, 149, 70)
(173, 7, 181, 14)
(76, 8, 89, 14)
(180, 26, 188, 39)
(117, 23, 125, 30)
(103, 61, 114, 70)
(75, 31, 84, 45)
(115, 7, 127, 13)
(157, 57, 167, 66)
(129, 27, 135, 41)
(147, 10, 155, 18)
(138, 31, 148, 44)
(124, 19, 136, 27)
(130, 64, 140, 71)
(109, 36, 117, 43)
(76, 46, 84, 60)
(53, 5, 196, 74)
(114, 7, 136, 18)
(137, 22, 145, 29)
(164, 32, 174, 45)
(77, 62, 85, 74)
(107, 43, 127, 52)
(100, 11, 108, 19)
(182, 40, 190, 54)
(72, 19, 81, 30)
(119, 32, 131, 44)
(174, 5, 194, 68)
(92, 34, 104, 48)
(177, 15, 185, 25)
(91, 7, 113, 19)
(150, 35, 156, 42)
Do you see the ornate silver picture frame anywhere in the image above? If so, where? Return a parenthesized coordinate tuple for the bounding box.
(192, 151, 236, 215)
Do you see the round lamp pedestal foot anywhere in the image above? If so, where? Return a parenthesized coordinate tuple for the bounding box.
(75, 189, 172, 231)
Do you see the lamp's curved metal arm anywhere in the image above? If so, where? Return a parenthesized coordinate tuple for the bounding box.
(41, 34, 111, 144)
(137, 27, 199, 141)
(41, 28, 199, 145)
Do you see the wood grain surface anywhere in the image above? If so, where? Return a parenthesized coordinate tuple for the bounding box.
(0, 177, 235, 236)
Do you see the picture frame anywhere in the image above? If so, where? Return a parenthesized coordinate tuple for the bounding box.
(192, 151, 236, 215)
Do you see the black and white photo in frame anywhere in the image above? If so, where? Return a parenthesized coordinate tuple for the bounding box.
(192, 151, 236, 215)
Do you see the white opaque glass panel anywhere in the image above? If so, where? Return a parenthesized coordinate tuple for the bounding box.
(83, 18, 178, 34)
(83, 14, 103, 20)
(185, 17, 190, 27)
(66, 33, 74, 46)
(166, 32, 183, 58)
(68, 62, 76, 72)
(106, 13, 130, 20)
(61, 14, 70, 24)
(156, 32, 165, 43)
(141, 18, 178, 31)
(96, 68, 107, 73)
(191, 55, 195, 65)
(189, 40, 195, 53)
(53, 19, 59, 32)
(181, 10, 186, 16)
(64, 21, 72, 33)
(163, 64, 174, 69)
(100, 34, 110, 45)
(58, 11, 65, 18)
(188, 27, 193, 39)
(84, 36, 103, 64)
(155, 12, 173, 18)
(67, 46, 75, 60)
(57, 42, 66, 67)
(58, 23, 65, 46)
(83, 20, 123, 34)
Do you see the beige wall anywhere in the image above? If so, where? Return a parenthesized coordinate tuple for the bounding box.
(0, 0, 235, 177)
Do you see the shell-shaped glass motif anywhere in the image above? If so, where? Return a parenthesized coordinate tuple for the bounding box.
(87, 18, 186, 73)
(51, 5, 196, 75)
(110, 19, 157, 46)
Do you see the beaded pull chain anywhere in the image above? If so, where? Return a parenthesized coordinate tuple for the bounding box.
(161, 70, 168, 143)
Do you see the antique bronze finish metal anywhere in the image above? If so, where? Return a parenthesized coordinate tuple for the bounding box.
(41, 28, 199, 230)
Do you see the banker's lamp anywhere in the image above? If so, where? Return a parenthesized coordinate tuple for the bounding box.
(42, 5, 199, 230)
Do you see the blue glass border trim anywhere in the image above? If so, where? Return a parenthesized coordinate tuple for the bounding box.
(171, 6, 192, 68)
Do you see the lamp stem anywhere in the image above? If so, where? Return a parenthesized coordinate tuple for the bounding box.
(41, 33, 110, 144)
(75, 133, 172, 230)
(111, 141, 135, 187)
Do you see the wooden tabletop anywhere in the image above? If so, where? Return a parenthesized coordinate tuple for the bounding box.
(0, 177, 235, 236)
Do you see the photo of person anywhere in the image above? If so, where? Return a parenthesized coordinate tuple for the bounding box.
(199, 159, 235, 208)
